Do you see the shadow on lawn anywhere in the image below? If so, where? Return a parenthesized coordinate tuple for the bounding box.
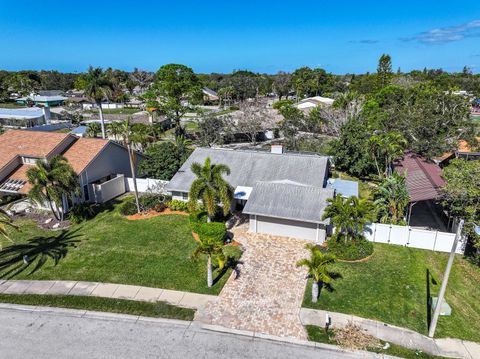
(319, 271, 343, 296)
(212, 257, 242, 286)
(426, 268, 438, 331)
(0, 229, 81, 279)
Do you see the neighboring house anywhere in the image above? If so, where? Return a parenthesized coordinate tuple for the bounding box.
(16, 93, 67, 107)
(395, 153, 448, 231)
(166, 146, 336, 242)
(202, 87, 219, 103)
(0, 130, 145, 206)
(434, 138, 480, 165)
(296, 96, 334, 112)
(0, 107, 52, 128)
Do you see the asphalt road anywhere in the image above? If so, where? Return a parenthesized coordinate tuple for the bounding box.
(0, 306, 375, 359)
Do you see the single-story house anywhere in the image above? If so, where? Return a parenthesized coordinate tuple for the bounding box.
(0, 107, 52, 128)
(0, 130, 145, 207)
(395, 153, 448, 231)
(202, 87, 219, 103)
(296, 96, 334, 112)
(434, 138, 480, 165)
(16, 93, 67, 107)
(166, 146, 336, 242)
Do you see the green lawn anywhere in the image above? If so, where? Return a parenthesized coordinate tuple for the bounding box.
(306, 325, 445, 359)
(303, 244, 480, 341)
(87, 108, 141, 115)
(1, 204, 241, 295)
(0, 294, 194, 320)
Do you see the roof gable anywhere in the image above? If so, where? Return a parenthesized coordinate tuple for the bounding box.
(243, 182, 334, 224)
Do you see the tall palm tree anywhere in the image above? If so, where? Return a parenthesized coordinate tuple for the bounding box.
(322, 195, 374, 243)
(188, 157, 233, 222)
(0, 209, 16, 249)
(296, 244, 336, 303)
(83, 67, 114, 139)
(26, 156, 80, 221)
(121, 118, 140, 213)
(191, 235, 225, 287)
(368, 131, 406, 178)
(374, 172, 410, 224)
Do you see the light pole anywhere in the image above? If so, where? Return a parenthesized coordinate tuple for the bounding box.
(428, 219, 480, 338)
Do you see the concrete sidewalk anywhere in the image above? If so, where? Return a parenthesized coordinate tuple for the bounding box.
(300, 308, 480, 359)
(0, 280, 217, 310)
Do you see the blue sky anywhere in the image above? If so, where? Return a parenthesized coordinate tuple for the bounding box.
(1, 0, 479, 74)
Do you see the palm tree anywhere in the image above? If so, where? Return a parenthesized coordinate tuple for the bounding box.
(296, 244, 336, 303)
(188, 157, 233, 222)
(83, 67, 114, 139)
(86, 122, 102, 138)
(322, 195, 374, 243)
(26, 156, 80, 221)
(368, 131, 406, 178)
(191, 235, 225, 287)
(108, 121, 123, 142)
(374, 172, 410, 224)
(121, 118, 140, 213)
(0, 209, 16, 249)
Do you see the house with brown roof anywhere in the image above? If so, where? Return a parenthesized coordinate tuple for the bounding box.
(0, 130, 145, 205)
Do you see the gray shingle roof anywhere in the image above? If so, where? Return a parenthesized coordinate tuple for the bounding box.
(165, 148, 329, 192)
(243, 182, 334, 224)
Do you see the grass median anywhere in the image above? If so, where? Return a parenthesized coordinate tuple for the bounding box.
(0, 294, 195, 320)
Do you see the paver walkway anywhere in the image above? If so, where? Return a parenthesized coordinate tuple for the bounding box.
(196, 224, 310, 339)
(301, 308, 480, 359)
(0, 280, 216, 310)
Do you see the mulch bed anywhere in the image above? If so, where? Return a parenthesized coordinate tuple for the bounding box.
(12, 211, 71, 230)
(126, 208, 189, 220)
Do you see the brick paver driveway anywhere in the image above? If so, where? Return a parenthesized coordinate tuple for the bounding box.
(196, 224, 309, 339)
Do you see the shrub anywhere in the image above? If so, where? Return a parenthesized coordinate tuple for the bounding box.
(68, 203, 95, 223)
(139, 193, 167, 211)
(167, 199, 189, 212)
(118, 197, 138, 216)
(327, 236, 373, 261)
(272, 99, 294, 110)
(189, 211, 226, 242)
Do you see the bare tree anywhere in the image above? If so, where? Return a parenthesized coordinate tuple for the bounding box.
(273, 71, 292, 100)
(236, 101, 266, 144)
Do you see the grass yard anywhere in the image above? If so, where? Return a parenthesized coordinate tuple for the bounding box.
(303, 244, 480, 342)
(0, 294, 194, 320)
(1, 204, 241, 295)
(306, 325, 445, 359)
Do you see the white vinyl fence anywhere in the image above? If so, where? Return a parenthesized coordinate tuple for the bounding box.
(364, 223, 464, 254)
(124, 178, 168, 194)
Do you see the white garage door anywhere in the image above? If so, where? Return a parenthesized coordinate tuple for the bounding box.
(256, 215, 319, 241)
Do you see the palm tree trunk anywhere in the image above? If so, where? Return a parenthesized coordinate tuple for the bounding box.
(312, 281, 319, 303)
(207, 255, 213, 287)
(98, 103, 106, 139)
(128, 144, 141, 214)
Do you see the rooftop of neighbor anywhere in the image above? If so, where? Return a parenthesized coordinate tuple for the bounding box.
(395, 153, 445, 202)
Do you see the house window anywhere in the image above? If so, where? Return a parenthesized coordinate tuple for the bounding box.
(181, 192, 188, 200)
(83, 185, 89, 201)
(22, 157, 39, 165)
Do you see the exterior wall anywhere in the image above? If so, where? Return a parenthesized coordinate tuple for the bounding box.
(92, 175, 126, 203)
(83, 143, 139, 184)
(250, 214, 326, 242)
(79, 143, 144, 203)
(0, 158, 21, 183)
(171, 191, 189, 201)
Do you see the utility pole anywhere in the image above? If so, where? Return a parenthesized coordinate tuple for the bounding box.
(428, 219, 464, 338)
(124, 118, 141, 214)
